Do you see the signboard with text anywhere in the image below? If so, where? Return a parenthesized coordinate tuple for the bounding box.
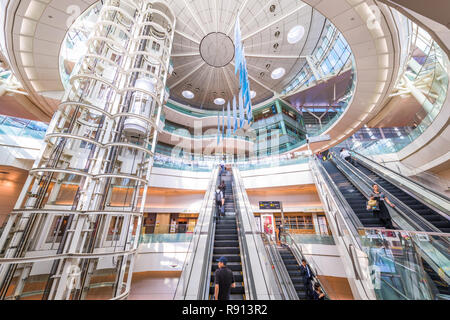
(259, 201, 281, 210)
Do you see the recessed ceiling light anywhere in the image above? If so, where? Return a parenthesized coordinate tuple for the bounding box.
(214, 98, 225, 105)
(287, 25, 305, 44)
(271, 67, 285, 79)
(182, 90, 194, 99)
(250, 91, 256, 99)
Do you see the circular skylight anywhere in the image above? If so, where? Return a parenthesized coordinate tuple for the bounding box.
(250, 91, 256, 99)
(287, 25, 305, 44)
(214, 98, 225, 105)
(182, 90, 194, 99)
(271, 67, 286, 79)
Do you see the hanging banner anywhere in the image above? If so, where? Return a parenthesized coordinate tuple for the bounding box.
(227, 101, 231, 137)
(232, 95, 237, 133)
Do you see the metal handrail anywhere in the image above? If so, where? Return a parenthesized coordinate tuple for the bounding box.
(283, 232, 330, 299)
(173, 167, 219, 299)
(351, 151, 450, 214)
(351, 150, 450, 202)
(333, 155, 443, 234)
(232, 173, 256, 299)
(262, 234, 298, 300)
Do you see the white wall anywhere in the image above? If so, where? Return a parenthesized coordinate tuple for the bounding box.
(240, 163, 314, 189)
(149, 167, 211, 190)
(300, 244, 347, 278)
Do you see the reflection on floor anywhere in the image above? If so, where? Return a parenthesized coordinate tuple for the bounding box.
(128, 271, 181, 300)
(317, 275, 354, 300)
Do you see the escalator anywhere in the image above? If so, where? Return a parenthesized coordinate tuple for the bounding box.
(350, 159, 450, 296)
(278, 247, 307, 299)
(353, 160, 450, 233)
(322, 161, 385, 228)
(209, 169, 245, 300)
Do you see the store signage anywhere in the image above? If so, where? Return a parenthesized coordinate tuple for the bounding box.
(259, 201, 281, 210)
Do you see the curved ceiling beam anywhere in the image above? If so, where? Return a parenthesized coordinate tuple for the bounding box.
(182, 0, 208, 36)
(242, 3, 307, 41)
(169, 62, 206, 89)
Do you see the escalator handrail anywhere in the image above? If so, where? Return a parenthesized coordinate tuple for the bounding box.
(232, 167, 280, 300)
(174, 167, 219, 299)
(352, 150, 450, 204)
(310, 158, 364, 233)
(351, 151, 450, 218)
(333, 155, 444, 234)
(262, 234, 299, 300)
(232, 177, 256, 299)
(283, 232, 330, 299)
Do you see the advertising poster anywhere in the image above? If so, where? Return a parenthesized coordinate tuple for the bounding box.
(261, 214, 275, 239)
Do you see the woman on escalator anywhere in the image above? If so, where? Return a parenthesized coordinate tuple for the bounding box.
(371, 184, 395, 230)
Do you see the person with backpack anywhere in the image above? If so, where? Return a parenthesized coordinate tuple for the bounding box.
(215, 188, 224, 219)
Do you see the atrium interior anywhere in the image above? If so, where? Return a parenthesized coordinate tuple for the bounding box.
(0, 0, 449, 301)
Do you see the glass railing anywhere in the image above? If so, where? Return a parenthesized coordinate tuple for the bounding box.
(289, 233, 335, 245)
(139, 233, 193, 244)
(153, 153, 213, 172)
(236, 155, 309, 171)
(282, 232, 333, 299)
(358, 228, 449, 300)
(0, 116, 48, 142)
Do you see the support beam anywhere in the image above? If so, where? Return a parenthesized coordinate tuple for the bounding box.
(174, 30, 201, 45)
(242, 3, 307, 41)
(169, 62, 206, 89)
(182, 0, 208, 36)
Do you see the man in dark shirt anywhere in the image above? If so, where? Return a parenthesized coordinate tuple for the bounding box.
(214, 256, 235, 300)
(300, 259, 315, 299)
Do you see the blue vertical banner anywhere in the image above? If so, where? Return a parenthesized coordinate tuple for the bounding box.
(227, 101, 231, 137)
(238, 88, 245, 128)
(234, 19, 242, 75)
(217, 111, 220, 145)
(222, 107, 225, 138)
(232, 95, 237, 133)
(234, 17, 253, 126)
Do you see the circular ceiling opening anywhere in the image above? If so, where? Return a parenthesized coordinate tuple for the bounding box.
(200, 32, 235, 68)
(271, 67, 286, 79)
(182, 90, 194, 99)
(250, 91, 256, 99)
(287, 25, 305, 44)
(214, 98, 226, 105)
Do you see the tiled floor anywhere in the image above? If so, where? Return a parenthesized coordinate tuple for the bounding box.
(128, 272, 180, 300)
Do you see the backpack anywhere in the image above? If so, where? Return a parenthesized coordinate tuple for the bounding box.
(215, 191, 222, 202)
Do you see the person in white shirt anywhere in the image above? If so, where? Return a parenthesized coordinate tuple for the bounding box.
(340, 148, 356, 166)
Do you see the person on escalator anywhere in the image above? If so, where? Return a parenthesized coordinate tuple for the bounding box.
(300, 259, 315, 299)
(312, 283, 325, 300)
(215, 188, 224, 219)
(371, 184, 396, 230)
(340, 148, 356, 166)
(219, 180, 226, 194)
(214, 256, 236, 300)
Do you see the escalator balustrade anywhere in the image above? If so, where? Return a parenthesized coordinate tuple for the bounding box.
(209, 169, 245, 300)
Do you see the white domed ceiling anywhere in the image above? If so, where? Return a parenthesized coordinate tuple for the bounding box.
(167, 0, 326, 110)
(60, 0, 327, 110)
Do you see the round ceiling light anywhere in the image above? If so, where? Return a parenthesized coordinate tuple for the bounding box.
(250, 91, 256, 99)
(214, 98, 225, 105)
(182, 90, 195, 99)
(287, 25, 305, 44)
(271, 67, 285, 79)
